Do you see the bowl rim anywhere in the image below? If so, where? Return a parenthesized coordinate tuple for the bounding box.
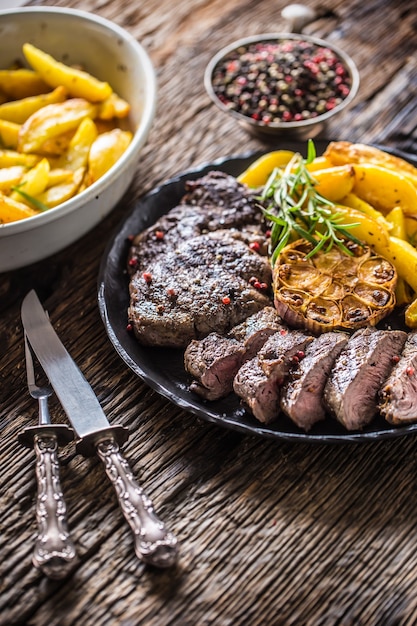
(204, 31, 360, 132)
(0, 6, 157, 238)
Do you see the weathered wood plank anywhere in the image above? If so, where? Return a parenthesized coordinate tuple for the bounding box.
(1, 0, 417, 624)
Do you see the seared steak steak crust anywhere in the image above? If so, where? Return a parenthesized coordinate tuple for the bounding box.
(128, 171, 268, 275)
(233, 330, 313, 423)
(129, 231, 272, 348)
(184, 307, 285, 400)
(280, 332, 349, 431)
(184, 334, 245, 401)
(324, 327, 407, 430)
(379, 332, 417, 424)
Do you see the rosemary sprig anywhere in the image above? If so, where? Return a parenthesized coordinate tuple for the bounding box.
(260, 140, 362, 265)
(11, 184, 50, 212)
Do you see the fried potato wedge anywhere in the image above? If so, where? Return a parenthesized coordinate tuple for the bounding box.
(0, 149, 39, 167)
(0, 165, 26, 192)
(0, 119, 20, 148)
(237, 150, 295, 187)
(333, 204, 390, 250)
(352, 163, 417, 216)
(386, 206, 406, 240)
(23, 43, 112, 103)
(0, 85, 67, 124)
(58, 117, 98, 171)
(325, 141, 417, 188)
(87, 128, 132, 184)
(312, 165, 355, 202)
(340, 192, 392, 231)
(0, 68, 50, 100)
(0, 192, 38, 223)
(98, 92, 131, 120)
(10, 157, 50, 204)
(36, 167, 85, 208)
(405, 297, 417, 328)
(18, 98, 97, 154)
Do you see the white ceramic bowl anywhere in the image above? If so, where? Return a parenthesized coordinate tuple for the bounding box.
(0, 7, 157, 272)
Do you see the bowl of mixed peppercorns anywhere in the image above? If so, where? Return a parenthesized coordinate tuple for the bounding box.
(204, 32, 360, 139)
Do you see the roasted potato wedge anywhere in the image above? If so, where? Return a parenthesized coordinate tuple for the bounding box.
(23, 43, 112, 103)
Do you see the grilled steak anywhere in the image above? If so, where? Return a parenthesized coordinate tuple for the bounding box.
(280, 332, 349, 431)
(181, 171, 264, 227)
(128, 171, 268, 274)
(185, 334, 246, 400)
(257, 329, 314, 378)
(233, 330, 313, 423)
(233, 356, 280, 424)
(324, 327, 407, 430)
(379, 331, 417, 425)
(229, 307, 285, 360)
(128, 230, 272, 348)
(184, 307, 285, 400)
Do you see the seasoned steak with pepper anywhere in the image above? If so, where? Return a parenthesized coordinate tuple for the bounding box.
(127, 171, 268, 275)
(324, 327, 407, 430)
(379, 331, 417, 425)
(233, 329, 313, 423)
(128, 230, 272, 348)
(184, 333, 246, 401)
(280, 331, 349, 431)
(184, 307, 285, 400)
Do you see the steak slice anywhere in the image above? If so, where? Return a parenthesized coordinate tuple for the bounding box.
(184, 307, 285, 400)
(128, 231, 272, 348)
(233, 356, 280, 424)
(185, 334, 246, 401)
(127, 171, 267, 274)
(280, 332, 349, 431)
(257, 329, 314, 378)
(379, 331, 417, 425)
(233, 330, 313, 423)
(324, 327, 407, 430)
(229, 306, 285, 360)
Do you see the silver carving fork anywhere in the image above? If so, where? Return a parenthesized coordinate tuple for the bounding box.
(19, 332, 76, 579)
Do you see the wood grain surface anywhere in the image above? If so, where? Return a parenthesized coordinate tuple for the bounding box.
(1, 0, 417, 625)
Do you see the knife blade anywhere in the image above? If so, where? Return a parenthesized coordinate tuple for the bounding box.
(21, 289, 178, 568)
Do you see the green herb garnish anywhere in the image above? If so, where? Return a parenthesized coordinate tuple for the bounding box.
(260, 139, 362, 265)
(11, 184, 50, 212)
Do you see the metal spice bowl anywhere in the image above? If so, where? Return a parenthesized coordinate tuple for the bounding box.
(204, 32, 360, 140)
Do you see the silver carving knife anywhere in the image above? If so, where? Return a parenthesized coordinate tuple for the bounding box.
(19, 331, 76, 579)
(21, 289, 178, 568)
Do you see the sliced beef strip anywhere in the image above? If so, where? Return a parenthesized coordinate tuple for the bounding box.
(128, 231, 272, 348)
(229, 306, 285, 360)
(257, 329, 314, 379)
(324, 327, 407, 431)
(184, 307, 285, 400)
(379, 331, 417, 425)
(233, 330, 313, 424)
(280, 332, 349, 431)
(185, 334, 246, 401)
(233, 357, 281, 424)
(127, 171, 268, 274)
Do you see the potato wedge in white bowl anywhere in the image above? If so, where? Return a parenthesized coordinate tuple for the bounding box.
(0, 7, 157, 272)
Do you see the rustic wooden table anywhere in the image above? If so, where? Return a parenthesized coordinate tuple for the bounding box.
(1, 0, 417, 624)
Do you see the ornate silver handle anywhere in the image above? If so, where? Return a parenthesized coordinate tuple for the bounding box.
(32, 432, 77, 579)
(96, 438, 178, 568)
